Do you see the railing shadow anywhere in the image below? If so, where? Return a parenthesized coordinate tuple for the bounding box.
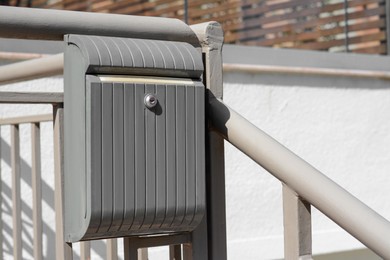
(0, 133, 107, 259)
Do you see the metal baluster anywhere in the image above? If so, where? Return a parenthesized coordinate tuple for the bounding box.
(282, 185, 313, 260)
(80, 241, 91, 260)
(123, 237, 138, 260)
(0, 126, 3, 259)
(53, 105, 73, 260)
(138, 248, 148, 260)
(123, 238, 149, 260)
(170, 244, 182, 260)
(31, 122, 42, 259)
(107, 239, 118, 260)
(182, 243, 192, 260)
(11, 124, 21, 260)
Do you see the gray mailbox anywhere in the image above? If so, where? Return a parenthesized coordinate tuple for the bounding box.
(64, 34, 206, 242)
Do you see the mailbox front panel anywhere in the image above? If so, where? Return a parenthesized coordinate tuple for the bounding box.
(64, 35, 206, 242)
(85, 77, 205, 239)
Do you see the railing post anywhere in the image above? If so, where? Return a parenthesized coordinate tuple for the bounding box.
(186, 217, 208, 259)
(283, 185, 312, 260)
(53, 104, 73, 260)
(191, 21, 227, 260)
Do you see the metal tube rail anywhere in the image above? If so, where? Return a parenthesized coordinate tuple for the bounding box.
(0, 6, 199, 44)
(208, 97, 390, 258)
(0, 52, 48, 61)
(223, 63, 390, 80)
(3, 54, 390, 86)
(0, 54, 63, 85)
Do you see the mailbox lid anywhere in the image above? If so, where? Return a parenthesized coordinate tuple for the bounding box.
(65, 34, 204, 78)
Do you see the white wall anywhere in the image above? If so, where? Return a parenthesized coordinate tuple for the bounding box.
(0, 45, 389, 259)
(221, 46, 390, 259)
(223, 74, 390, 259)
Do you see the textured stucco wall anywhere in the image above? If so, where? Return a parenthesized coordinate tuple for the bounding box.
(0, 46, 389, 259)
(223, 73, 390, 259)
(221, 46, 390, 259)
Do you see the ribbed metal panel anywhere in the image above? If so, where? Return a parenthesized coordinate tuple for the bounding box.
(66, 35, 203, 78)
(87, 82, 102, 234)
(84, 80, 205, 240)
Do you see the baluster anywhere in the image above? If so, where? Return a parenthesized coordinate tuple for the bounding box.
(11, 124, 21, 260)
(138, 248, 148, 260)
(31, 122, 42, 259)
(80, 241, 91, 260)
(107, 238, 118, 260)
(123, 237, 149, 260)
(54, 105, 73, 260)
(123, 237, 138, 260)
(282, 185, 312, 260)
(170, 244, 182, 260)
(0, 126, 3, 259)
(183, 243, 192, 260)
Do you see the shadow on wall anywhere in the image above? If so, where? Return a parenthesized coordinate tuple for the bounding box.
(0, 134, 107, 259)
(0, 136, 56, 259)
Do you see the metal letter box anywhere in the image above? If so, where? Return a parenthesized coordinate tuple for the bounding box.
(64, 35, 206, 242)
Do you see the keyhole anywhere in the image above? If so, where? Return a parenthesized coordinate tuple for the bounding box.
(144, 94, 158, 108)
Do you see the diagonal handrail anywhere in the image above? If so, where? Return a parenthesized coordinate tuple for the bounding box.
(207, 96, 390, 258)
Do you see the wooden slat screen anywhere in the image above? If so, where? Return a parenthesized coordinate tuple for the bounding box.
(6, 0, 388, 54)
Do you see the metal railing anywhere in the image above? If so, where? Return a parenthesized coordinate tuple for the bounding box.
(3, 54, 390, 86)
(208, 97, 390, 259)
(0, 6, 222, 260)
(0, 114, 52, 260)
(3, 60, 390, 259)
(0, 101, 151, 259)
(0, 111, 58, 259)
(0, 5, 389, 260)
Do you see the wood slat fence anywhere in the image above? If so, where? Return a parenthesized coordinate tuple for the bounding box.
(3, 0, 388, 55)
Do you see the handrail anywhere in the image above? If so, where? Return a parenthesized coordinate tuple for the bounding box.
(0, 6, 198, 44)
(0, 52, 48, 61)
(223, 63, 390, 80)
(0, 54, 63, 85)
(207, 97, 390, 258)
(0, 114, 53, 125)
(2, 54, 390, 86)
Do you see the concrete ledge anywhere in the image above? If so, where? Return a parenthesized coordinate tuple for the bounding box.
(223, 44, 390, 72)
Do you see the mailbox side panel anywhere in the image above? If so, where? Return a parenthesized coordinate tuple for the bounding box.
(64, 43, 89, 242)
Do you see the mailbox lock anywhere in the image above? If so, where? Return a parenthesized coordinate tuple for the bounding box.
(144, 94, 158, 108)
